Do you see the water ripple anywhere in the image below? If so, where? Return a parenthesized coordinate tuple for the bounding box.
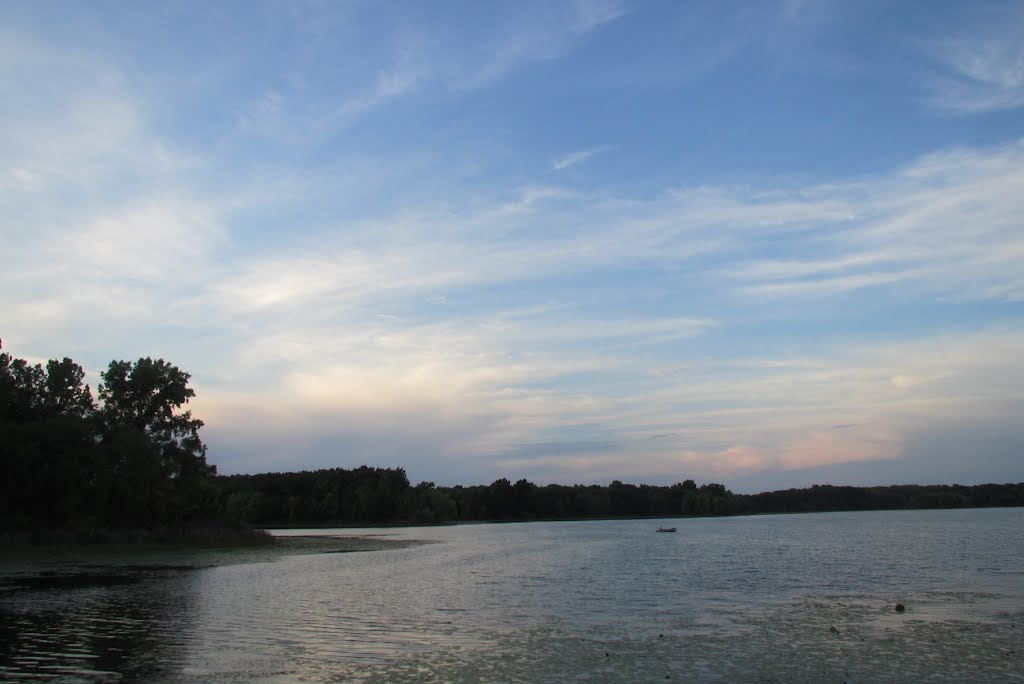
(3, 509, 1024, 681)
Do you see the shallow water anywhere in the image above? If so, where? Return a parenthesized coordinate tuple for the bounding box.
(2, 508, 1023, 682)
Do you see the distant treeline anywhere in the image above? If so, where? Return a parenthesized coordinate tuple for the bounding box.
(219, 467, 1024, 526)
(3, 344, 1022, 538)
(743, 482, 1024, 513)
(219, 469, 735, 524)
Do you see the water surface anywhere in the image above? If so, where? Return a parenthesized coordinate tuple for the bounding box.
(2, 509, 1023, 682)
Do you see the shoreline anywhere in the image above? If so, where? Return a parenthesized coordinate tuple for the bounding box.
(257, 503, 1024, 530)
(0, 533, 429, 576)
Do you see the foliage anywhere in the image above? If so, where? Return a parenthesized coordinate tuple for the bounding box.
(219, 469, 1024, 527)
(1, 345, 218, 533)
(739, 482, 1024, 514)
(219, 471, 743, 525)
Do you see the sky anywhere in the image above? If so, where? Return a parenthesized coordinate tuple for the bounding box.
(2, 0, 1022, 492)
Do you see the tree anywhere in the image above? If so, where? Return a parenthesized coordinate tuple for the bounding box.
(98, 357, 212, 480)
(487, 478, 515, 518)
(41, 358, 94, 419)
(1, 355, 45, 421)
(98, 357, 216, 523)
(0, 352, 97, 528)
(513, 478, 536, 517)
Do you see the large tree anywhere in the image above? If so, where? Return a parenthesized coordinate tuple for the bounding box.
(1, 352, 96, 527)
(98, 357, 212, 479)
(41, 357, 95, 419)
(2, 342, 230, 532)
(98, 357, 216, 523)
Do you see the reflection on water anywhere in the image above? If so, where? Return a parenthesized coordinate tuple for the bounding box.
(2, 508, 1024, 682)
(0, 564, 198, 681)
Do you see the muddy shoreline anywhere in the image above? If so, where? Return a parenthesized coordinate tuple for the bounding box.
(0, 533, 429, 585)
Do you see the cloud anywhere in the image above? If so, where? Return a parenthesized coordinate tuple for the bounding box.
(551, 146, 612, 172)
(728, 416, 1024, 492)
(336, 41, 432, 117)
(196, 150, 1001, 317)
(191, 296, 1024, 484)
(722, 141, 1024, 301)
(571, 0, 631, 32)
(447, 1, 630, 89)
(920, 7, 1024, 114)
(6, 114, 1023, 484)
(196, 390, 504, 478)
(238, 0, 632, 137)
(3, 6, 1023, 488)
(189, 133, 1024, 328)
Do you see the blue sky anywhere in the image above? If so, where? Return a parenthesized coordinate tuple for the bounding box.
(2, 0, 1022, 491)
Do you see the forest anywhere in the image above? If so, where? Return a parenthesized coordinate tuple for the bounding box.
(3, 344, 1022, 538)
(220, 469, 1024, 526)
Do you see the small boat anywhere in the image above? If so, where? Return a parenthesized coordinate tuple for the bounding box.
(656, 526, 677, 533)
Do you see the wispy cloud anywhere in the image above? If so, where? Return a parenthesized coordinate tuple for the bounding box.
(254, 0, 632, 134)
(920, 7, 1024, 114)
(571, 0, 631, 32)
(448, 1, 630, 89)
(551, 145, 612, 172)
(337, 42, 433, 117)
(721, 141, 1024, 301)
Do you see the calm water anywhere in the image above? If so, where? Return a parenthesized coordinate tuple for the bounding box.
(2, 509, 1023, 682)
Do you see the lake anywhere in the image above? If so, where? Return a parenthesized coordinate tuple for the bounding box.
(2, 508, 1023, 682)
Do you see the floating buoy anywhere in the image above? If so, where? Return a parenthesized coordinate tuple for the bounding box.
(894, 603, 906, 613)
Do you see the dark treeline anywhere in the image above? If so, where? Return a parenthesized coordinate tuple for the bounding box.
(744, 482, 1024, 513)
(218, 472, 736, 525)
(1, 344, 221, 537)
(4, 344, 1022, 538)
(219, 467, 1024, 526)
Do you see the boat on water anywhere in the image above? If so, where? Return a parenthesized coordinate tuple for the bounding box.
(656, 526, 677, 533)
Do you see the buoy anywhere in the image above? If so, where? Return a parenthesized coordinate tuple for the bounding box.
(894, 603, 906, 613)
